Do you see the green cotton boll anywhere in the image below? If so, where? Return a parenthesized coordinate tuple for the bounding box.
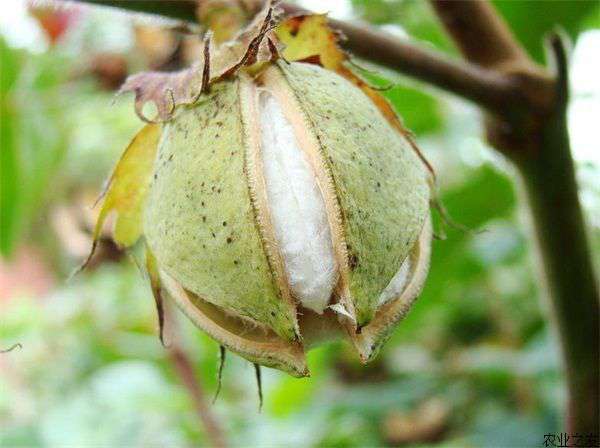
(143, 61, 432, 376)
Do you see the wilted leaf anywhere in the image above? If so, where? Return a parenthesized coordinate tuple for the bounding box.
(196, 0, 249, 44)
(276, 14, 345, 68)
(85, 124, 160, 265)
(120, 1, 282, 122)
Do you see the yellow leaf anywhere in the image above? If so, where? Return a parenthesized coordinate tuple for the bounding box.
(94, 124, 161, 248)
(276, 14, 345, 70)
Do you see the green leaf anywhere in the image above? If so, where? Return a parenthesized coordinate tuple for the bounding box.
(351, 0, 456, 54)
(492, 0, 599, 63)
(581, 4, 600, 28)
(0, 39, 71, 257)
(0, 39, 23, 257)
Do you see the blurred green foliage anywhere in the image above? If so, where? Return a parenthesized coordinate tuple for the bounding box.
(491, 0, 600, 62)
(1, 1, 599, 447)
(1, 38, 70, 256)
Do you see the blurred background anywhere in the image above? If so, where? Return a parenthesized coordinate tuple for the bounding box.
(1, 1, 599, 446)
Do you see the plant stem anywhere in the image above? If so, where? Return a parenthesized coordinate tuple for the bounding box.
(518, 121, 599, 434)
(69, 0, 519, 115)
(514, 36, 599, 433)
(429, 0, 528, 68)
(430, 1, 599, 434)
(322, 15, 519, 115)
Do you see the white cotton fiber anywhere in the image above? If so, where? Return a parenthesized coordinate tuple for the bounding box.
(259, 90, 337, 313)
(378, 256, 412, 306)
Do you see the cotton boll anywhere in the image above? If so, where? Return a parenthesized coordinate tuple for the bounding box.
(259, 90, 337, 313)
(141, 61, 432, 376)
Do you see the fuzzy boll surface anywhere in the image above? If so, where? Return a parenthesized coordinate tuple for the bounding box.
(278, 63, 429, 327)
(143, 61, 430, 344)
(143, 80, 298, 342)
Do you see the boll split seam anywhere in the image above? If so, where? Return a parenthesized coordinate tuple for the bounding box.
(84, 3, 434, 377)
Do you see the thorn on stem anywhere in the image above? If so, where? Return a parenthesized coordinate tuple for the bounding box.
(545, 28, 570, 105)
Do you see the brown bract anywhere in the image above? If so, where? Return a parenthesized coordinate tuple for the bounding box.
(119, 1, 283, 122)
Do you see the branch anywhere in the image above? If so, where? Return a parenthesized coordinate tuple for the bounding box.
(430, 0, 599, 435)
(515, 34, 599, 435)
(428, 0, 554, 117)
(68, 0, 520, 115)
(325, 15, 518, 115)
(429, 0, 528, 69)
